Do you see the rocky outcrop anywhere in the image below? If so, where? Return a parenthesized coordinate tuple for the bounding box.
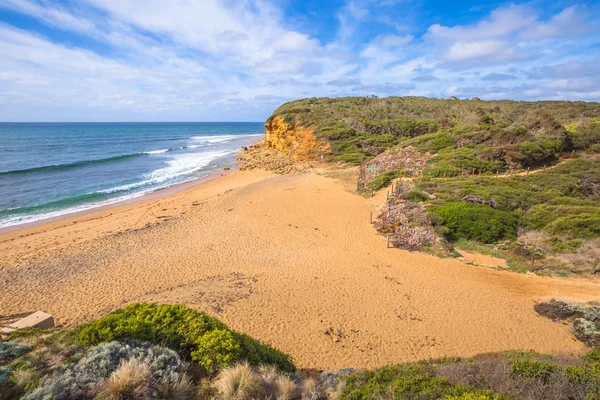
(264, 116, 323, 161)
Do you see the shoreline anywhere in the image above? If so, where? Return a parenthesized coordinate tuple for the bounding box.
(0, 137, 262, 235)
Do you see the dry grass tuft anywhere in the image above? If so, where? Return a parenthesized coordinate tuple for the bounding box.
(301, 377, 322, 400)
(156, 373, 196, 400)
(100, 360, 151, 400)
(213, 362, 260, 400)
(257, 364, 279, 387)
(12, 368, 41, 391)
(273, 375, 301, 400)
(256, 364, 300, 400)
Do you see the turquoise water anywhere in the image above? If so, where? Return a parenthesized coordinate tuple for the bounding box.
(0, 122, 263, 228)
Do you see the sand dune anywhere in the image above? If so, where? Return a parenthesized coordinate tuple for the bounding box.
(1, 169, 600, 370)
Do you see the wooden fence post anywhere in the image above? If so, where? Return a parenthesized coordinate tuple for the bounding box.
(370, 210, 373, 224)
(527, 167, 530, 175)
(571, 150, 575, 159)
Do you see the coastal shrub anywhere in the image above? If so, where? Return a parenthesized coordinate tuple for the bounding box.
(565, 352, 600, 396)
(398, 131, 454, 153)
(430, 203, 517, 243)
(585, 350, 600, 362)
(78, 303, 294, 374)
(432, 147, 505, 173)
(22, 341, 186, 400)
(525, 204, 600, 238)
(403, 190, 429, 202)
(365, 170, 401, 191)
(0, 341, 32, 364)
(0, 366, 11, 386)
(509, 358, 558, 382)
(339, 363, 503, 400)
(571, 318, 597, 343)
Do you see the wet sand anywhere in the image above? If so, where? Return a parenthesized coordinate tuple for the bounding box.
(1, 168, 600, 370)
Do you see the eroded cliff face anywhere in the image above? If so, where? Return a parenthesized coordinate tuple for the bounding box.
(264, 116, 322, 161)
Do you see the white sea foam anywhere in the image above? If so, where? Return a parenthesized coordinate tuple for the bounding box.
(0, 149, 232, 229)
(145, 149, 170, 155)
(147, 150, 232, 183)
(0, 191, 150, 229)
(190, 133, 262, 144)
(0, 133, 259, 230)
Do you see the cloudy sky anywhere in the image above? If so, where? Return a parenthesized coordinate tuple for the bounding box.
(0, 0, 599, 121)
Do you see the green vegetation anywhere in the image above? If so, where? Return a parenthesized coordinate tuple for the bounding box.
(2, 308, 600, 400)
(336, 350, 600, 400)
(269, 97, 600, 274)
(430, 202, 517, 243)
(414, 158, 600, 273)
(78, 303, 294, 374)
(270, 97, 600, 168)
(363, 169, 401, 191)
(534, 300, 600, 348)
(0, 304, 295, 400)
(340, 363, 504, 400)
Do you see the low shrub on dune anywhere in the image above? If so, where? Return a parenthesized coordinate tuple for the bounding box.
(430, 202, 517, 243)
(77, 303, 295, 374)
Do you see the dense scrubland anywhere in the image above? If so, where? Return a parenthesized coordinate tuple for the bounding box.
(2, 303, 600, 400)
(268, 97, 600, 275)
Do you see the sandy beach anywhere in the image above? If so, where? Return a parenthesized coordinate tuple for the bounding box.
(1, 166, 600, 370)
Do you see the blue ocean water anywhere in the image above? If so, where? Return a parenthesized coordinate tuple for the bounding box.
(0, 122, 263, 228)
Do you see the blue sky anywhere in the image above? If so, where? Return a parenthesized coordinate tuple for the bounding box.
(0, 0, 599, 121)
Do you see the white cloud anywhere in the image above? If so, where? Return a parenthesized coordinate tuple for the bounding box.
(445, 40, 511, 61)
(0, 0, 598, 121)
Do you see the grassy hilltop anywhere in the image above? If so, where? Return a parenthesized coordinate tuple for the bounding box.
(266, 97, 600, 275)
(270, 96, 600, 166)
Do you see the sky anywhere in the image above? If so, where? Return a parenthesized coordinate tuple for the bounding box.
(0, 0, 599, 122)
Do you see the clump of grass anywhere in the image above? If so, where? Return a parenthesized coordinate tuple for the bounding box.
(213, 362, 261, 400)
(156, 372, 196, 399)
(11, 368, 41, 391)
(100, 360, 151, 399)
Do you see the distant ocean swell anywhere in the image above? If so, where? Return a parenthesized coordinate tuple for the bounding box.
(0, 135, 249, 176)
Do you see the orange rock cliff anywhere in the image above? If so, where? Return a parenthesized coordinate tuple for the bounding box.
(264, 115, 326, 161)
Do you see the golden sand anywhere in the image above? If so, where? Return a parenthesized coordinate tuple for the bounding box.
(1, 168, 600, 370)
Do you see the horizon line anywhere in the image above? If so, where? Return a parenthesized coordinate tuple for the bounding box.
(0, 121, 265, 124)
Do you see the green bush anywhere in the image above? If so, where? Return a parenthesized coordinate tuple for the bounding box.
(430, 202, 518, 243)
(77, 304, 294, 374)
(403, 190, 429, 202)
(340, 364, 503, 400)
(433, 147, 505, 173)
(366, 170, 401, 191)
(509, 358, 558, 382)
(0, 341, 32, 365)
(525, 204, 600, 239)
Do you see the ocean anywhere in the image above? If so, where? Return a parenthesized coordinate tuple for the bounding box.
(0, 122, 264, 228)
